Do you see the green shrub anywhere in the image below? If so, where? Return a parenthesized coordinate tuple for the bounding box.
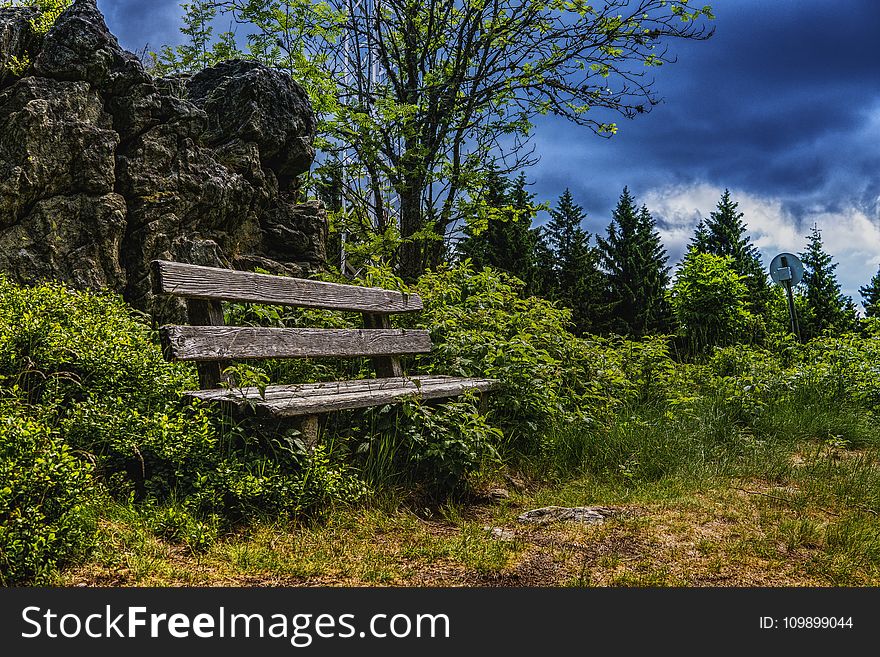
(184, 444, 368, 523)
(147, 501, 220, 554)
(0, 409, 95, 585)
(670, 250, 756, 354)
(0, 277, 194, 405)
(394, 397, 502, 496)
(415, 262, 586, 447)
(0, 277, 215, 500)
(0, 277, 370, 582)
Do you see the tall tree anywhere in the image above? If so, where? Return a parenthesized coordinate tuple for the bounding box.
(158, 0, 714, 279)
(799, 224, 856, 338)
(597, 188, 672, 336)
(541, 189, 608, 335)
(689, 219, 710, 252)
(457, 171, 540, 292)
(691, 189, 771, 317)
(859, 265, 880, 318)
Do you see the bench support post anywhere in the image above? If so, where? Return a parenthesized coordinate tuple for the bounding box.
(186, 299, 230, 389)
(296, 414, 319, 450)
(362, 313, 403, 378)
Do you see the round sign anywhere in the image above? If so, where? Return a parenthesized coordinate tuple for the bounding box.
(769, 252, 804, 286)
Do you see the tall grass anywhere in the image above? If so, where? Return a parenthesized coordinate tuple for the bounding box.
(538, 387, 880, 494)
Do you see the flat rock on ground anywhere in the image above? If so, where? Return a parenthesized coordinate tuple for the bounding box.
(516, 506, 619, 525)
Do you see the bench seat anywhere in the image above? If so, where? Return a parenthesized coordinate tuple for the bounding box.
(186, 375, 499, 419)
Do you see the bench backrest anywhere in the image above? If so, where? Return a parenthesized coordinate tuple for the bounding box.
(151, 260, 429, 388)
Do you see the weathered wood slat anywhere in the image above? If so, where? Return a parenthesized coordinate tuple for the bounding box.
(184, 376, 499, 418)
(160, 326, 433, 361)
(151, 260, 422, 313)
(190, 375, 458, 402)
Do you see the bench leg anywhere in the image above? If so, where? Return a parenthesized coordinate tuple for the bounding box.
(297, 414, 320, 451)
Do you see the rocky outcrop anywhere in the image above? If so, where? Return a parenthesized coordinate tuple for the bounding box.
(0, 7, 38, 82)
(187, 60, 316, 188)
(0, 0, 327, 319)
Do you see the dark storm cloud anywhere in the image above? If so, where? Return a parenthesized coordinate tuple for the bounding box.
(530, 0, 880, 225)
(100, 0, 880, 220)
(522, 0, 880, 303)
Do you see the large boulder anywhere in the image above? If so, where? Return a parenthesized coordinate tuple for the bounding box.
(32, 0, 148, 94)
(0, 0, 327, 319)
(0, 193, 126, 290)
(260, 199, 327, 266)
(0, 77, 118, 227)
(187, 59, 316, 188)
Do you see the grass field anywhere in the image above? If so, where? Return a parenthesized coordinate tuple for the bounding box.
(58, 403, 880, 587)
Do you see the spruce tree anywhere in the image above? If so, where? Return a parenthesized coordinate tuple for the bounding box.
(637, 204, 675, 333)
(456, 167, 508, 267)
(596, 188, 672, 336)
(689, 220, 710, 252)
(799, 224, 854, 338)
(542, 189, 609, 335)
(532, 228, 557, 301)
(859, 265, 880, 318)
(457, 170, 541, 292)
(691, 189, 771, 317)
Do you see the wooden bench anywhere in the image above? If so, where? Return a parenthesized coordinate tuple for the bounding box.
(150, 260, 498, 441)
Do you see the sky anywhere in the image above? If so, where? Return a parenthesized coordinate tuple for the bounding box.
(100, 0, 880, 305)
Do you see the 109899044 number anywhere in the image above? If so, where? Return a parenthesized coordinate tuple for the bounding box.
(783, 617, 853, 629)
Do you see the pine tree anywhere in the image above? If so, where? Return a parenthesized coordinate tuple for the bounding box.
(457, 171, 541, 293)
(689, 220, 710, 252)
(859, 265, 880, 318)
(541, 189, 609, 335)
(596, 188, 672, 336)
(532, 229, 557, 300)
(637, 204, 675, 333)
(457, 167, 508, 266)
(691, 189, 771, 317)
(799, 224, 854, 338)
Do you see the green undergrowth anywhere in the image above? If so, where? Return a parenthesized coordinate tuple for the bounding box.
(3, 266, 880, 585)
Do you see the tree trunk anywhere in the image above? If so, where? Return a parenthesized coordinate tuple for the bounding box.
(425, 219, 447, 271)
(398, 179, 423, 282)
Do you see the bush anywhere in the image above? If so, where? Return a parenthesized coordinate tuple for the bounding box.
(0, 409, 94, 585)
(183, 443, 368, 523)
(0, 277, 371, 581)
(393, 397, 502, 496)
(415, 262, 587, 447)
(0, 276, 215, 500)
(670, 250, 755, 354)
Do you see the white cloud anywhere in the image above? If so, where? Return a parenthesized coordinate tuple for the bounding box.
(643, 183, 880, 307)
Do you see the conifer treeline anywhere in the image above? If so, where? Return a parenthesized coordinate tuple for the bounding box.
(456, 173, 873, 344)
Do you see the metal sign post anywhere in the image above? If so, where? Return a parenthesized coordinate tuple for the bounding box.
(769, 253, 804, 341)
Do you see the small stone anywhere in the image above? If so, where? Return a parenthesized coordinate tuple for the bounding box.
(516, 506, 618, 525)
(475, 487, 511, 504)
(483, 526, 516, 541)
